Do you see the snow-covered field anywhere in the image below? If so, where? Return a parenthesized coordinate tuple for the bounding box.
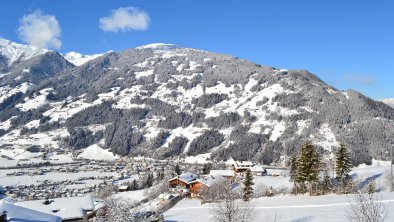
(165, 160, 394, 221)
(0, 169, 119, 186)
(113, 189, 146, 202)
(164, 192, 394, 222)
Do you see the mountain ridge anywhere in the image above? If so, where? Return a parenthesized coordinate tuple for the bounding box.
(0, 38, 393, 166)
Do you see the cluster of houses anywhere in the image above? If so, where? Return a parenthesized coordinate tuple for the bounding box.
(0, 156, 267, 221)
(168, 159, 267, 197)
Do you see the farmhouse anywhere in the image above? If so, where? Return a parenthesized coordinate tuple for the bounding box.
(168, 172, 198, 195)
(232, 160, 267, 175)
(118, 185, 129, 192)
(188, 179, 209, 197)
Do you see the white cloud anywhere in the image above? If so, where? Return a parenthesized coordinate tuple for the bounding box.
(17, 10, 62, 49)
(99, 7, 150, 32)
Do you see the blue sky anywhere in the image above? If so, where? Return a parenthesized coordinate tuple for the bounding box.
(1, 0, 393, 99)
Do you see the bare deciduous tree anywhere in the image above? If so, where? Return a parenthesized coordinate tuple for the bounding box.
(347, 192, 388, 222)
(209, 180, 255, 222)
(103, 197, 139, 222)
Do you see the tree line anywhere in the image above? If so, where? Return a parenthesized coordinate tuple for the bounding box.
(289, 142, 353, 195)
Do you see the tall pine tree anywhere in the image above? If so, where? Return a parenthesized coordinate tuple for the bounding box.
(202, 163, 212, 175)
(289, 155, 299, 194)
(335, 144, 352, 193)
(297, 142, 322, 195)
(130, 179, 138, 190)
(175, 164, 181, 175)
(146, 173, 153, 188)
(243, 169, 254, 201)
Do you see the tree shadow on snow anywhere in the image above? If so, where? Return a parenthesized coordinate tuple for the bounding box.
(358, 173, 383, 189)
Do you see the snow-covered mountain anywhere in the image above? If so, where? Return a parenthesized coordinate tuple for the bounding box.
(63, 51, 104, 66)
(0, 38, 393, 165)
(0, 38, 48, 67)
(382, 98, 394, 108)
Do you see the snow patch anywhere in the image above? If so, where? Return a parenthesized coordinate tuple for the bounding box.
(313, 123, 339, 151)
(135, 69, 154, 79)
(78, 144, 118, 161)
(63, 51, 103, 66)
(184, 153, 211, 164)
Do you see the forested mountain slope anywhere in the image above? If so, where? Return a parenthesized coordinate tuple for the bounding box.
(1, 40, 393, 165)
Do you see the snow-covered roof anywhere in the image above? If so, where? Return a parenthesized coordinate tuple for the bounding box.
(0, 202, 62, 222)
(179, 172, 198, 183)
(118, 185, 129, 190)
(169, 172, 198, 184)
(250, 165, 266, 172)
(191, 176, 226, 187)
(235, 161, 254, 167)
(209, 170, 235, 177)
(15, 195, 94, 220)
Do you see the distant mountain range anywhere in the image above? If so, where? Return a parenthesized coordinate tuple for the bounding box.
(1, 38, 393, 165)
(382, 99, 394, 108)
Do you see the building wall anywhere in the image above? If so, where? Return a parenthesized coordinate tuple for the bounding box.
(169, 179, 187, 188)
(189, 182, 206, 197)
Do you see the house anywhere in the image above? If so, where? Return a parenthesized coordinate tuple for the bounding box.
(118, 185, 129, 192)
(232, 160, 267, 176)
(168, 172, 198, 195)
(188, 179, 209, 197)
(209, 170, 235, 180)
(233, 161, 254, 173)
(15, 195, 95, 222)
(250, 165, 267, 176)
(0, 202, 62, 222)
(188, 176, 228, 197)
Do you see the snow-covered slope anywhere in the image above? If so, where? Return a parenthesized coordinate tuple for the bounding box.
(63, 51, 103, 66)
(0, 38, 48, 66)
(1, 40, 394, 166)
(382, 98, 394, 108)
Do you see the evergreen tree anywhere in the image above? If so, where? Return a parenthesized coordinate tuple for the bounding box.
(175, 164, 181, 175)
(297, 142, 322, 195)
(243, 169, 254, 201)
(289, 155, 299, 193)
(159, 170, 165, 180)
(202, 162, 212, 175)
(335, 144, 352, 193)
(321, 171, 331, 194)
(130, 179, 138, 190)
(146, 173, 153, 188)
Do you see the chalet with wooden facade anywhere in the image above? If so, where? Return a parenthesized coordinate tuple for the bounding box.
(168, 172, 198, 196)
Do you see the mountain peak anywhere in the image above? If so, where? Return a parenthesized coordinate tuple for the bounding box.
(63, 51, 104, 66)
(381, 98, 394, 108)
(0, 38, 48, 65)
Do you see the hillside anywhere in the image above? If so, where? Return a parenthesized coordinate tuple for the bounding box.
(1, 40, 394, 165)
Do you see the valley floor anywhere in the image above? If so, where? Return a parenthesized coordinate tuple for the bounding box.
(164, 192, 394, 222)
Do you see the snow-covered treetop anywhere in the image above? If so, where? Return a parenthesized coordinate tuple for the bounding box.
(0, 38, 48, 65)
